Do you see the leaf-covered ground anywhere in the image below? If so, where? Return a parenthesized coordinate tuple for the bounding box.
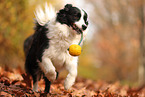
(0, 67, 144, 97)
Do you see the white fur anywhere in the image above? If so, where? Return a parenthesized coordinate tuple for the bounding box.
(35, 3, 56, 26)
(41, 19, 80, 90)
(75, 10, 86, 29)
(35, 4, 88, 91)
(33, 81, 38, 92)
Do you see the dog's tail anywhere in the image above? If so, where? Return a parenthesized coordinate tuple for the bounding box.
(35, 3, 56, 26)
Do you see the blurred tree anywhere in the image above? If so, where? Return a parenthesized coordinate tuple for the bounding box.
(89, 0, 144, 83)
(0, 0, 29, 68)
(0, 0, 64, 70)
(138, 0, 145, 85)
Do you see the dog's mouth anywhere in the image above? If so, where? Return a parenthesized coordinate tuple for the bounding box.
(71, 23, 82, 34)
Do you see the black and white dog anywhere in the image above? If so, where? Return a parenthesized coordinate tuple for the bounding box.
(24, 4, 89, 93)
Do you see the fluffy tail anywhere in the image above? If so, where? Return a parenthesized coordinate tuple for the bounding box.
(35, 3, 56, 26)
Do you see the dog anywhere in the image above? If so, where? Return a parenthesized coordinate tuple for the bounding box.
(24, 3, 89, 93)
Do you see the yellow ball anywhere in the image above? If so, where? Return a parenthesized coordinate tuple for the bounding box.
(69, 44, 81, 56)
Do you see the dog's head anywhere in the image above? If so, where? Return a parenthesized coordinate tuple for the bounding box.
(56, 4, 88, 34)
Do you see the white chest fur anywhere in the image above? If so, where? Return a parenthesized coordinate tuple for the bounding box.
(41, 20, 80, 71)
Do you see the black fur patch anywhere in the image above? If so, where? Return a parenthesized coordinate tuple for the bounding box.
(25, 21, 49, 82)
(83, 10, 88, 25)
(56, 4, 81, 26)
(23, 35, 33, 57)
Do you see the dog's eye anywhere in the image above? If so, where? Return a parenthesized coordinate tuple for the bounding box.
(74, 13, 80, 17)
(74, 17, 79, 20)
(74, 13, 81, 20)
(77, 13, 81, 17)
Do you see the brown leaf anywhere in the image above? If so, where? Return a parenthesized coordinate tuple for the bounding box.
(0, 68, 145, 97)
(21, 73, 32, 88)
(4, 80, 11, 86)
(0, 91, 12, 97)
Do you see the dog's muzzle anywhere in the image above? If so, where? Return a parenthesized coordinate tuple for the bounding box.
(71, 23, 83, 34)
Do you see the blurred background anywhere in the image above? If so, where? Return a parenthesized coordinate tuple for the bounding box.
(0, 0, 144, 87)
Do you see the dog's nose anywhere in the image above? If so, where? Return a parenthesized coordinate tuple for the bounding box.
(82, 25, 87, 30)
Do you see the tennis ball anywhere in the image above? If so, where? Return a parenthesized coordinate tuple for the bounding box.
(69, 44, 81, 56)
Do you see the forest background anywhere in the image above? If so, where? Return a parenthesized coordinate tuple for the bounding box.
(0, 0, 144, 87)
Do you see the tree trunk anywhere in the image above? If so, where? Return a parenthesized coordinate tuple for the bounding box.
(139, 0, 145, 86)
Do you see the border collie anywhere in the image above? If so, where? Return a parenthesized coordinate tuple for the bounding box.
(24, 3, 89, 93)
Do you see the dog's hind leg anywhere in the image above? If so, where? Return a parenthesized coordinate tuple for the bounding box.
(32, 75, 39, 92)
(43, 72, 59, 93)
(23, 35, 33, 57)
(31, 71, 42, 92)
(56, 72, 59, 80)
(44, 76, 51, 93)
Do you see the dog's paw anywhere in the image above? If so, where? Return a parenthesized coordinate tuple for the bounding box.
(33, 82, 38, 92)
(45, 70, 56, 82)
(64, 77, 75, 90)
(64, 80, 73, 90)
(64, 83, 71, 90)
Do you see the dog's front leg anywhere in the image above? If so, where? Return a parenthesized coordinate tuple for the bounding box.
(39, 57, 56, 82)
(64, 57, 78, 90)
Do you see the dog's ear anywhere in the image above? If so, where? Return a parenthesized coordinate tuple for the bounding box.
(56, 4, 73, 26)
(64, 4, 72, 12)
(56, 9, 68, 25)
